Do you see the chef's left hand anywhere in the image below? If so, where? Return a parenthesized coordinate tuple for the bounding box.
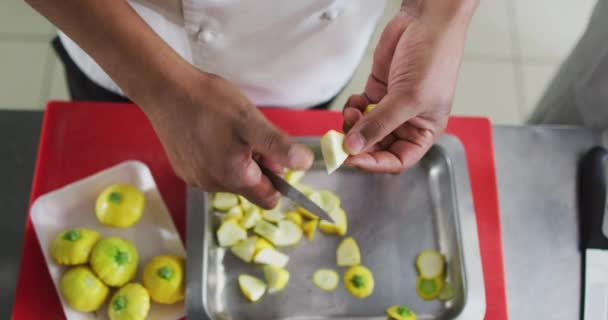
(342, 0, 477, 173)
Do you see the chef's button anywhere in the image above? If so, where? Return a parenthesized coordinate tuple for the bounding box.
(185, 23, 201, 36)
(198, 29, 217, 43)
(321, 9, 340, 21)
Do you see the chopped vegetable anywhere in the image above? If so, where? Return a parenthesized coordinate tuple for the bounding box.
(253, 248, 289, 268)
(223, 205, 243, 223)
(240, 206, 262, 229)
(319, 220, 340, 235)
(108, 283, 150, 320)
(254, 220, 281, 244)
(238, 274, 267, 302)
(143, 255, 185, 304)
(285, 211, 303, 226)
(293, 183, 315, 196)
(438, 281, 454, 301)
(343, 265, 375, 298)
(263, 265, 290, 294)
(51, 227, 100, 265)
(319, 190, 341, 213)
(297, 206, 320, 220)
(274, 220, 303, 246)
(416, 249, 445, 279)
(320, 130, 348, 174)
(90, 237, 139, 287)
(328, 207, 347, 236)
(238, 195, 253, 211)
(386, 305, 417, 320)
(302, 219, 318, 240)
(285, 170, 305, 184)
(263, 208, 285, 223)
(364, 104, 377, 114)
(212, 193, 239, 211)
(231, 236, 258, 263)
(96, 184, 145, 228)
(254, 237, 274, 255)
(416, 276, 444, 301)
(312, 268, 339, 292)
(217, 220, 247, 247)
(337, 237, 361, 267)
(60, 266, 109, 312)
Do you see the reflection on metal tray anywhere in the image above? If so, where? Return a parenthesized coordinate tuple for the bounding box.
(186, 134, 485, 320)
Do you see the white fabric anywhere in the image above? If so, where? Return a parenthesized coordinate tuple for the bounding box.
(59, 0, 386, 108)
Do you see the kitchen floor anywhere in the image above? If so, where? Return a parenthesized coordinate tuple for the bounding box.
(0, 0, 597, 125)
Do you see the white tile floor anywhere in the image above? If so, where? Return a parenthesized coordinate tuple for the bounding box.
(0, 0, 597, 125)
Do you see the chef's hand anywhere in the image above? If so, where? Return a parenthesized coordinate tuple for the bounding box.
(342, 0, 477, 173)
(144, 71, 313, 209)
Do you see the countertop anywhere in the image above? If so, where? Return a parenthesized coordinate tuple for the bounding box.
(0, 110, 599, 319)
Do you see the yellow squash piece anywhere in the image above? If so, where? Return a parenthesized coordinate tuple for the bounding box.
(217, 220, 247, 247)
(263, 265, 290, 294)
(96, 184, 145, 228)
(285, 211, 303, 226)
(297, 206, 320, 220)
(293, 183, 315, 197)
(344, 265, 375, 299)
(253, 248, 289, 268)
(416, 249, 445, 279)
(263, 208, 285, 223)
(302, 219, 318, 240)
(386, 305, 417, 320)
(274, 220, 303, 246)
(328, 207, 347, 236)
(238, 195, 253, 211)
(416, 276, 444, 301)
(143, 255, 185, 304)
(364, 104, 377, 114)
(231, 236, 258, 263)
(319, 220, 340, 235)
(320, 130, 348, 174)
(51, 227, 100, 265)
(337, 237, 361, 267)
(254, 238, 274, 255)
(238, 274, 267, 302)
(60, 266, 109, 312)
(222, 205, 244, 223)
(212, 192, 239, 211)
(90, 237, 139, 287)
(240, 206, 262, 230)
(254, 220, 281, 244)
(285, 170, 306, 184)
(312, 268, 339, 292)
(108, 283, 150, 320)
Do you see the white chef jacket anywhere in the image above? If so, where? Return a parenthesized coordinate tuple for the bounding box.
(59, 0, 385, 108)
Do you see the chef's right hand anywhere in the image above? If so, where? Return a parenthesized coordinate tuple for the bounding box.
(141, 71, 314, 209)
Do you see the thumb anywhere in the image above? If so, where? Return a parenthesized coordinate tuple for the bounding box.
(244, 113, 313, 170)
(344, 94, 421, 155)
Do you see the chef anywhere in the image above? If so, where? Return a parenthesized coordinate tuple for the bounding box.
(25, 0, 478, 208)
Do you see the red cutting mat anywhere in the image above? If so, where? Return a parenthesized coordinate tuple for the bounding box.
(12, 101, 507, 319)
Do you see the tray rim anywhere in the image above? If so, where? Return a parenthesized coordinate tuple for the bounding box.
(186, 134, 486, 320)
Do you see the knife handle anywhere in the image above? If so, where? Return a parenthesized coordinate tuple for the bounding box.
(578, 146, 608, 249)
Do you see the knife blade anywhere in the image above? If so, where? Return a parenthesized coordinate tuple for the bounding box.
(578, 146, 608, 320)
(258, 164, 331, 221)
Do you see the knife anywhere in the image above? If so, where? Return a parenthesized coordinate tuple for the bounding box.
(578, 146, 608, 320)
(258, 164, 331, 221)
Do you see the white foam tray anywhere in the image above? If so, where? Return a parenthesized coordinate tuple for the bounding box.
(31, 160, 185, 319)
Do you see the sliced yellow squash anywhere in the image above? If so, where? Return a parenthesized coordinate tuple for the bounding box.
(312, 268, 339, 292)
(238, 274, 266, 302)
(216, 220, 247, 247)
(263, 265, 290, 294)
(337, 237, 361, 267)
(302, 220, 318, 240)
(212, 193, 239, 211)
(320, 130, 348, 174)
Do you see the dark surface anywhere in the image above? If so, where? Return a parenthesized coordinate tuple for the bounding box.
(0, 110, 42, 319)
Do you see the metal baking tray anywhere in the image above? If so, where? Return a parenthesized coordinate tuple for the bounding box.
(186, 134, 486, 319)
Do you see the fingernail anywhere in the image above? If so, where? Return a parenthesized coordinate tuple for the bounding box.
(344, 132, 365, 154)
(288, 144, 313, 168)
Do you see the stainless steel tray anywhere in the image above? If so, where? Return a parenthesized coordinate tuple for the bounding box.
(186, 134, 485, 320)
